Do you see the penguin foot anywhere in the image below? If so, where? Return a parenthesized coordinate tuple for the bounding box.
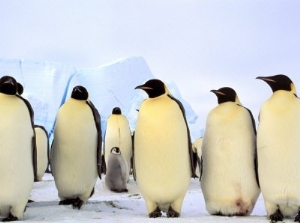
(2, 213, 18, 222)
(110, 188, 128, 193)
(149, 207, 162, 218)
(167, 206, 180, 218)
(72, 198, 84, 210)
(270, 209, 283, 222)
(59, 198, 77, 206)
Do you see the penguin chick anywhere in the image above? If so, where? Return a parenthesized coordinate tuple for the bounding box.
(105, 147, 128, 193)
(134, 79, 194, 218)
(256, 74, 300, 222)
(201, 87, 260, 216)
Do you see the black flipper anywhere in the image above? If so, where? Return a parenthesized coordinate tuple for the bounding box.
(238, 104, 259, 188)
(16, 95, 38, 181)
(167, 94, 196, 178)
(86, 100, 102, 179)
(131, 131, 136, 181)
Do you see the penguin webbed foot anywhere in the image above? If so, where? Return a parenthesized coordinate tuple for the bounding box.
(167, 206, 180, 218)
(270, 209, 283, 222)
(149, 207, 162, 218)
(110, 188, 128, 193)
(72, 198, 84, 210)
(2, 213, 18, 222)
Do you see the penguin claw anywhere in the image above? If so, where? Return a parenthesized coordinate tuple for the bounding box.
(2, 213, 18, 222)
(167, 206, 180, 218)
(149, 207, 162, 218)
(270, 209, 283, 222)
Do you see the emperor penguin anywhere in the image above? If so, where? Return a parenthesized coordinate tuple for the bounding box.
(192, 137, 203, 178)
(51, 85, 102, 209)
(134, 79, 195, 218)
(34, 125, 49, 181)
(201, 87, 260, 216)
(104, 107, 132, 180)
(256, 74, 300, 222)
(105, 147, 128, 193)
(0, 76, 37, 221)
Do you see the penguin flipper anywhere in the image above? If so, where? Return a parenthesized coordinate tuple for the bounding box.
(32, 135, 38, 182)
(239, 105, 260, 187)
(131, 131, 136, 181)
(167, 94, 196, 177)
(86, 100, 102, 179)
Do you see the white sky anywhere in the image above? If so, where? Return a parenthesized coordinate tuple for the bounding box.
(1, 0, 300, 129)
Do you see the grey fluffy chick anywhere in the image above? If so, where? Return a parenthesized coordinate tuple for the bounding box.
(105, 147, 128, 193)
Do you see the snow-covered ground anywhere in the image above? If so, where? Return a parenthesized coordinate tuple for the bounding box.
(5, 173, 290, 222)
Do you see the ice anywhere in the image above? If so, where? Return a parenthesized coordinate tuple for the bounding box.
(0, 56, 200, 140)
(0, 59, 76, 137)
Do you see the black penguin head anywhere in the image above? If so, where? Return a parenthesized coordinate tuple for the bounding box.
(17, 82, 24, 95)
(211, 87, 239, 104)
(256, 74, 296, 94)
(112, 107, 122, 115)
(71, 86, 89, 100)
(0, 76, 18, 95)
(135, 79, 166, 98)
(111, 147, 121, 154)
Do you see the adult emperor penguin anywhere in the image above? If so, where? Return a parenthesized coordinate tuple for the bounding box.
(104, 107, 132, 180)
(0, 76, 37, 221)
(192, 137, 203, 178)
(134, 79, 194, 218)
(105, 147, 128, 193)
(51, 85, 102, 209)
(201, 87, 260, 216)
(34, 125, 49, 181)
(256, 74, 300, 222)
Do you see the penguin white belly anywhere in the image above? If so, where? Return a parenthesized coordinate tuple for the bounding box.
(51, 100, 97, 201)
(135, 97, 190, 212)
(105, 115, 132, 177)
(35, 127, 48, 181)
(201, 104, 259, 215)
(0, 95, 34, 219)
(258, 97, 300, 216)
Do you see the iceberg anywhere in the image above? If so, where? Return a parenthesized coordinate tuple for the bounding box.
(0, 56, 200, 141)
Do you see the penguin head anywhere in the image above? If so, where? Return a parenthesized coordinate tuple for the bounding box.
(71, 86, 89, 100)
(111, 147, 121, 154)
(17, 82, 24, 95)
(256, 74, 297, 95)
(211, 87, 241, 105)
(0, 76, 18, 95)
(135, 79, 166, 98)
(112, 107, 122, 115)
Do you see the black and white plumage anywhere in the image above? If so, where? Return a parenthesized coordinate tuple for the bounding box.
(134, 79, 195, 218)
(51, 85, 102, 210)
(201, 87, 260, 216)
(256, 74, 300, 222)
(0, 76, 37, 221)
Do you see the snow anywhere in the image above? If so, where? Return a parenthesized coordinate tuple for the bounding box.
(13, 173, 283, 223)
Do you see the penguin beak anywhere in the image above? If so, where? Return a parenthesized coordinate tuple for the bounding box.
(210, 90, 226, 96)
(256, 76, 276, 83)
(135, 85, 152, 90)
